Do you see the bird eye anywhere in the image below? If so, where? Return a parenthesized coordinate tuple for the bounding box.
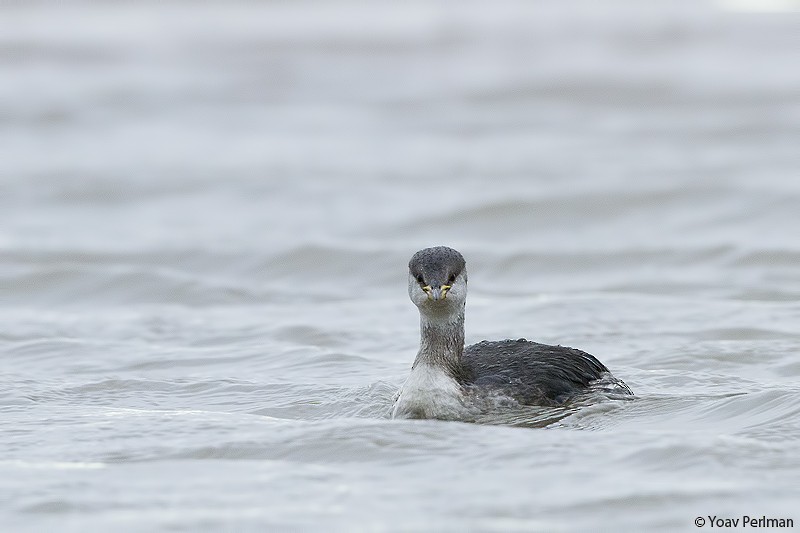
(415, 274, 424, 284)
(447, 274, 456, 284)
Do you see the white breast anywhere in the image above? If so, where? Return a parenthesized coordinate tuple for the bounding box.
(391, 364, 467, 420)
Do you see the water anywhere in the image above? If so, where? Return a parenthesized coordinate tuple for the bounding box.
(2, 1, 799, 531)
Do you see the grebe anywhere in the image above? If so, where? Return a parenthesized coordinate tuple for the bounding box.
(392, 246, 633, 420)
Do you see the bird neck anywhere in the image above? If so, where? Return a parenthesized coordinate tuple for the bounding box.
(414, 306, 465, 378)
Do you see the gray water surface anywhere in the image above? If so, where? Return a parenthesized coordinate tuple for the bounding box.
(2, 1, 799, 531)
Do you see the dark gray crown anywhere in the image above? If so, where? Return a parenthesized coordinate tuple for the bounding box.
(409, 246, 466, 286)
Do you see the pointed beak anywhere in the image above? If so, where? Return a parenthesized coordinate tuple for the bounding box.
(423, 285, 452, 301)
